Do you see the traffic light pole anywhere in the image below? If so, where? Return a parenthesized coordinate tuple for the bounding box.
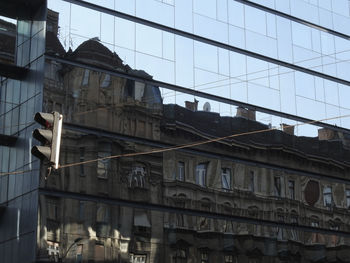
(31, 111, 63, 171)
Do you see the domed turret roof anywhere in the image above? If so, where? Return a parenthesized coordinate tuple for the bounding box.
(68, 38, 125, 70)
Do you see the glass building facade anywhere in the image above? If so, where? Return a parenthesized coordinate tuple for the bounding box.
(48, 0, 350, 135)
(1, 0, 350, 262)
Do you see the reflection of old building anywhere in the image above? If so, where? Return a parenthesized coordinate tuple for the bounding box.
(2, 9, 350, 263)
(0, 19, 16, 65)
(39, 11, 350, 263)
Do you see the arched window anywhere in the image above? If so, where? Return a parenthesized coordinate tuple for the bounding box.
(329, 218, 341, 231)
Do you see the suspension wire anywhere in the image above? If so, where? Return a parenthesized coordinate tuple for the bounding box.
(2, 113, 349, 176)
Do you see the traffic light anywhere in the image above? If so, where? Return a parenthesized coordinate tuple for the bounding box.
(31, 111, 63, 169)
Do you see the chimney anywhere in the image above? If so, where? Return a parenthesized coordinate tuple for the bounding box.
(318, 128, 338, 141)
(185, 99, 198, 111)
(318, 128, 350, 148)
(47, 9, 59, 35)
(280, 123, 294, 135)
(236, 106, 256, 121)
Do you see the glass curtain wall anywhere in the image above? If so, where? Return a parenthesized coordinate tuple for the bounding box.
(1, 0, 350, 262)
(48, 0, 350, 135)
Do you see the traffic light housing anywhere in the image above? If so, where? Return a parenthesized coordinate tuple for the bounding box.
(31, 112, 63, 169)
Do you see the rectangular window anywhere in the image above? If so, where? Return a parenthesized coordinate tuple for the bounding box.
(47, 241, 60, 262)
(277, 215, 284, 240)
(249, 171, 255, 192)
(200, 252, 208, 263)
(311, 220, 319, 227)
(76, 244, 83, 263)
(134, 209, 151, 230)
(288, 180, 295, 200)
(78, 201, 85, 221)
(129, 166, 146, 188)
(79, 147, 85, 176)
(346, 189, 350, 208)
(224, 255, 233, 263)
(224, 209, 233, 233)
(290, 215, 298, 240)
(323, 186, 332, 207)
(97, 151, 110, 179)
(130, 254, 147, 263)
(175, 201, 185, 227)
(82, 69, 89, 86)
(199, 203, 210, 231)
(274, 177, 281, 197)
(96, 204, 110, 223)
(173, 249, 186, 263)
(310, 218, 321, 244)
(329, 222, 339, 231)
(177, 161, 185, 181)
(94, 245, 104, 262)
(222, 168, 231, 190)
(100, 74, 111, 88)
(196, 163, 207, 187)
(47, 198, 59, 220)
(47, 220, 60, 242)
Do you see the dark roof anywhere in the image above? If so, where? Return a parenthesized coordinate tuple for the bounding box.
(45, 31, 65, 56)
(67, 39, 125, 70)
(0, 19, 16, 32)
(0, 19, 16, 62)
(163, 104, 350, 166)
(0, 33, 15, 58)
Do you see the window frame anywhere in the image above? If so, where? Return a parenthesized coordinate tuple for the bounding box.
(221, 168, 232, 190)
(200, 251, 209, 263)
(249, 171, 255, 192)
(290, 213, 298, 240)
(177, 161, 185, 181)
(196, 163, 208, 187)
(129, 165, 147, 188)
(323, 186, 333, 207)
(97, 151, 110, 179)
(276, 213, 284, 240)
(288, 180, 295, 200)
(79, 147, 85, 177)
(199, 199, 211, 231)
(130, 254, 147, 263)
(274, 176, 282, 197)
(346, 188, 350, 208)
(172, 248, 187, 263)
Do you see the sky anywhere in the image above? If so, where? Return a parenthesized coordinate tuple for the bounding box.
(45, 0, 350, 136)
